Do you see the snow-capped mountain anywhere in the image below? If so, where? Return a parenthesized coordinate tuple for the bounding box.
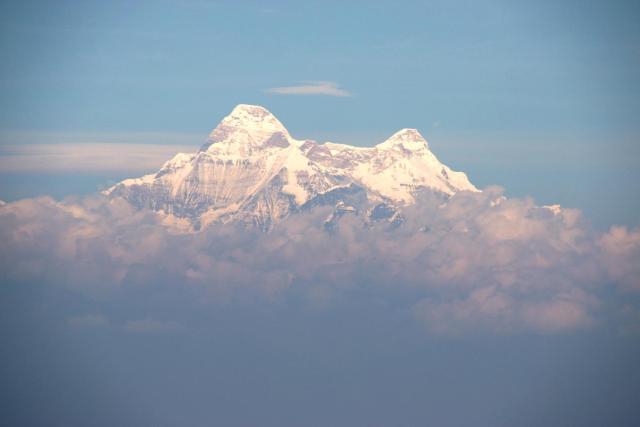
(106, 104, 477, 230)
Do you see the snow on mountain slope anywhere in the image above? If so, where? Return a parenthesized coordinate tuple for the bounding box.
(311, 128, 476, 203)
(106, 104, 477, 229)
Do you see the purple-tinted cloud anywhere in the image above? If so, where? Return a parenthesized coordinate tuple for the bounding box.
(1, 188, 639, 335)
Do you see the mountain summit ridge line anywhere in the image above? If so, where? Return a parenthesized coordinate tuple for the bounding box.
(106, 104, 478, 230)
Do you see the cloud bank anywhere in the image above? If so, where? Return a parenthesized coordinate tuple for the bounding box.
(265, 81, 352, 97)
(1, 188, 638, 335)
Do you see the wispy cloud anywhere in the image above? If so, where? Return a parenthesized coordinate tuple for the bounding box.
(265, 81, 352, 97)
(0, 130, 201, 173)
(0, 143, 199, 173)
(0, 130, 201, 146)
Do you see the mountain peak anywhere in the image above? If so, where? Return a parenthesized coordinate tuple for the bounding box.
(109, 104, 479, 229)
(201, 104, 290, 152)
(228, 104, 275, 120)
(377, 128, 429, 151)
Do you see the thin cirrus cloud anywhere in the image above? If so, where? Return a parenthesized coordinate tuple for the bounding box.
(0, 130, 200, 173)
(0, 143, 196, 173)
(265, 81, 352, 97)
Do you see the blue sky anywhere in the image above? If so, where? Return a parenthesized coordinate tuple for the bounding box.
(1, 0, 639, 227)
(2, 0, 639, 134)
